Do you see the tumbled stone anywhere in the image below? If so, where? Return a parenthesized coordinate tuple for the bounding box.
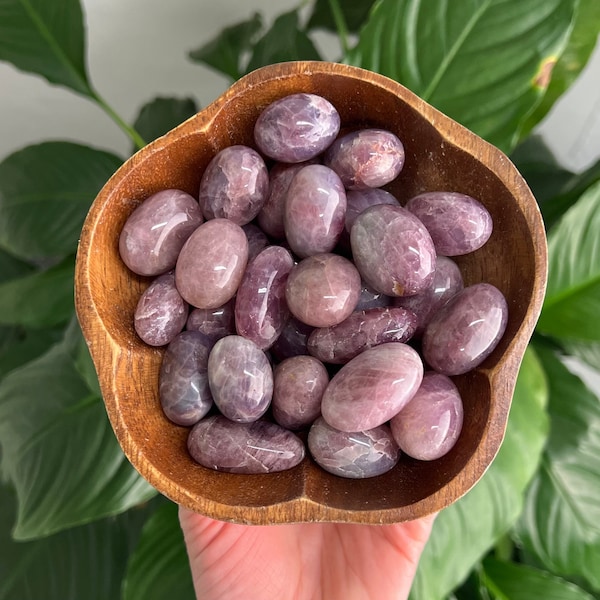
(345, 188, 399, 232)
(321, 343, 423, 432)
(119, 189, 203, 276)
(175, 218, 248, 309)
(270, 317, 314, 361)
(308, 417, 400, 479)
(188, 415, 305, 474)
(422, 283, 509, 375)
(242, 223, 269, 262)
(355, 281, 392, 311)
(186, 299, 235, 346)
(254, 93, 340, 163)
(390, 372, 463, 461)
(159, 331, 213, 426)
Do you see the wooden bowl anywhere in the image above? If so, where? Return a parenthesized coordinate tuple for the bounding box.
(75, 61, 547, 525)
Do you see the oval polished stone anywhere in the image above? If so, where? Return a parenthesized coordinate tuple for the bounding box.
(134, 271, 188, 346)
(119, 189, 203, 276)
(254, 93, 340, 163)
(285, 253, 361, 328)
(235, 246, 295, 349)
(308, 417, 400, 479)
(307, 307, 418, 364)
(390, 372, 463, 461)
(175, 218, 248, 309)
(188, 415, 305, 474)
(345, 188, 399, 233)
(321, 343, 424, 432)
(324, 129, 405, 189)
(199, 145, 269, 225)
(355, 281, 392, 311)
(272, 356, 329, 430)
(208, 335, 273, 422)
(405, 191, 493, 255)
(284, 164, 347, 257)
(270, 317, 314, 361)
(159, 331, 213, 426)
(242, 223, 269, 262)
(186, 298, 236, 346)
(422, 283, 509, 376)
(351, 204, 436, 297)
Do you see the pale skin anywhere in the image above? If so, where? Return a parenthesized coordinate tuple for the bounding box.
(179, 508, 436, 600)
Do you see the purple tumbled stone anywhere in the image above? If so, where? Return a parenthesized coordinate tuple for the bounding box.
(159, 331, 213, 426)
(308, 417, 400, 479)
(390, 372, 463, 461)
(254, 93, 340, 163)
(242, 223, 269, 262)
(405, 191, 493, 256)
(235, 246, 294, 349)
(188, 415, 305, 474)
(270, 317, 314, 361)
(345, 188, 399, 233)
(186, 299, 236, 346)
(422, 283, 509, 376)
(355, 281, 392, 311)
(199, 145, 269, 226)
(119, 189, 203, 276)
(134, 271, 188, 346)
(207, 335, 273, 422)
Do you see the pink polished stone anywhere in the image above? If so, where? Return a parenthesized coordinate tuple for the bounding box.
(119, 189, 203, 276)
(285, 253, 361, 328)
(186, 299, 236, 346)
(175, 219, 248, 309)
(235, 246, 294, 349)
(284, 164, 347, 258)
(199, 145, 269, 226)
(270, 317, 314, 361)
(355, 281, 392, 311)
(254, 93, 340, 163)
(321, 343, 424, 432)
(422, 283, 509, 376)
(351, 204, 436, 297)
(345, 188, 399, 233)
(308, 417, 400, 479)
(405, 191, 493, 255)
(242, 223, 269, 262)
(188, 415, 305, 474)
(272, 356, 329, 430)
(134, 271, 188, 346)
(390, 372, 463, 461)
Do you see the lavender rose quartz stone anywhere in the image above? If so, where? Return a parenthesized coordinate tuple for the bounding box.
(355, 281, 391, 311)
(270, 317, 314, 361)
(242, 223, 269, 262)
(345, 188, 399, 233)
(186, 299, 236, 346)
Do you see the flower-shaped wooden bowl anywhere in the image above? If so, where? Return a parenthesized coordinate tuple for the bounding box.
(75, 61, 547, 525)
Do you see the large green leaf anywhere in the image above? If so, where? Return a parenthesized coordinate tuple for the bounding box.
(122, 501, 195, 600)
(0, 327, 156, 540)
(537, 181, 600, 341)
(307, 0, 377, 33)
(0, 0, 93, 97)
(0, 142, 122, 262)
(516, 345, 600, 591)
(0, 248, 33, 282)
(411, 347, 549, 600)
(562, 340, 600, 372)
(347, 0, 577, 152)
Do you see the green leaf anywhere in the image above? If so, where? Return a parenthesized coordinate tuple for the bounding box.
(562, 339, 600, 372)
(347, 0, 577, 153)
(188, 13, 262, 80)
(0, 142, 122, 263)
(73, 330, 101, 397)
(0, 248, 33, 282)
(0, 329, 156, 540)
(0, 0, 93, 97)
(411, 347, 549, 600)
(516, 345, 600, 591)
(246, 10, 322, 74)
(307, 0, 376, 33)
(537, 180, 600, 341)
(122, 501, 195, 600)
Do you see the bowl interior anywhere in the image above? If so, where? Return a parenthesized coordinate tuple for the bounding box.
(76, 61, 545, 524)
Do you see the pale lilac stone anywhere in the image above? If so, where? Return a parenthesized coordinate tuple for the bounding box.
(307, 307, 417, 364)
(188, 415, 305, 474)
(324, 129, 405, 189)
(272, 356, 328, 430)
(390, 372, 463, 461)
(422, 283, 509, 376)
(208, 335, 273, 422)
(308, 417, 400, 479)
(235, 246, 294, 349)
(175, 219, 248, 309)
(284, 164, 347, 258)
(242, 223, 269, 262)
(199, 145, 269, 225)
(321, 343, 423, 432)
(119, 189, 203, 276)
(134, 272, 188, 346)
(159, 331, 213, 426)
(285, 253, 361, 328)
(254, 93, 340, 163)
(405, 192, 493, 255)
(351, 204, 436, 297)
(345, 188, 399, 233)
(270, 317, 314, 361)
(355, 281, 392, 311)
(186, 299, 235, 345)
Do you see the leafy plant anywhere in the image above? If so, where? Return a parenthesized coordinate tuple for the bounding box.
(0, 0, 599, 598)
